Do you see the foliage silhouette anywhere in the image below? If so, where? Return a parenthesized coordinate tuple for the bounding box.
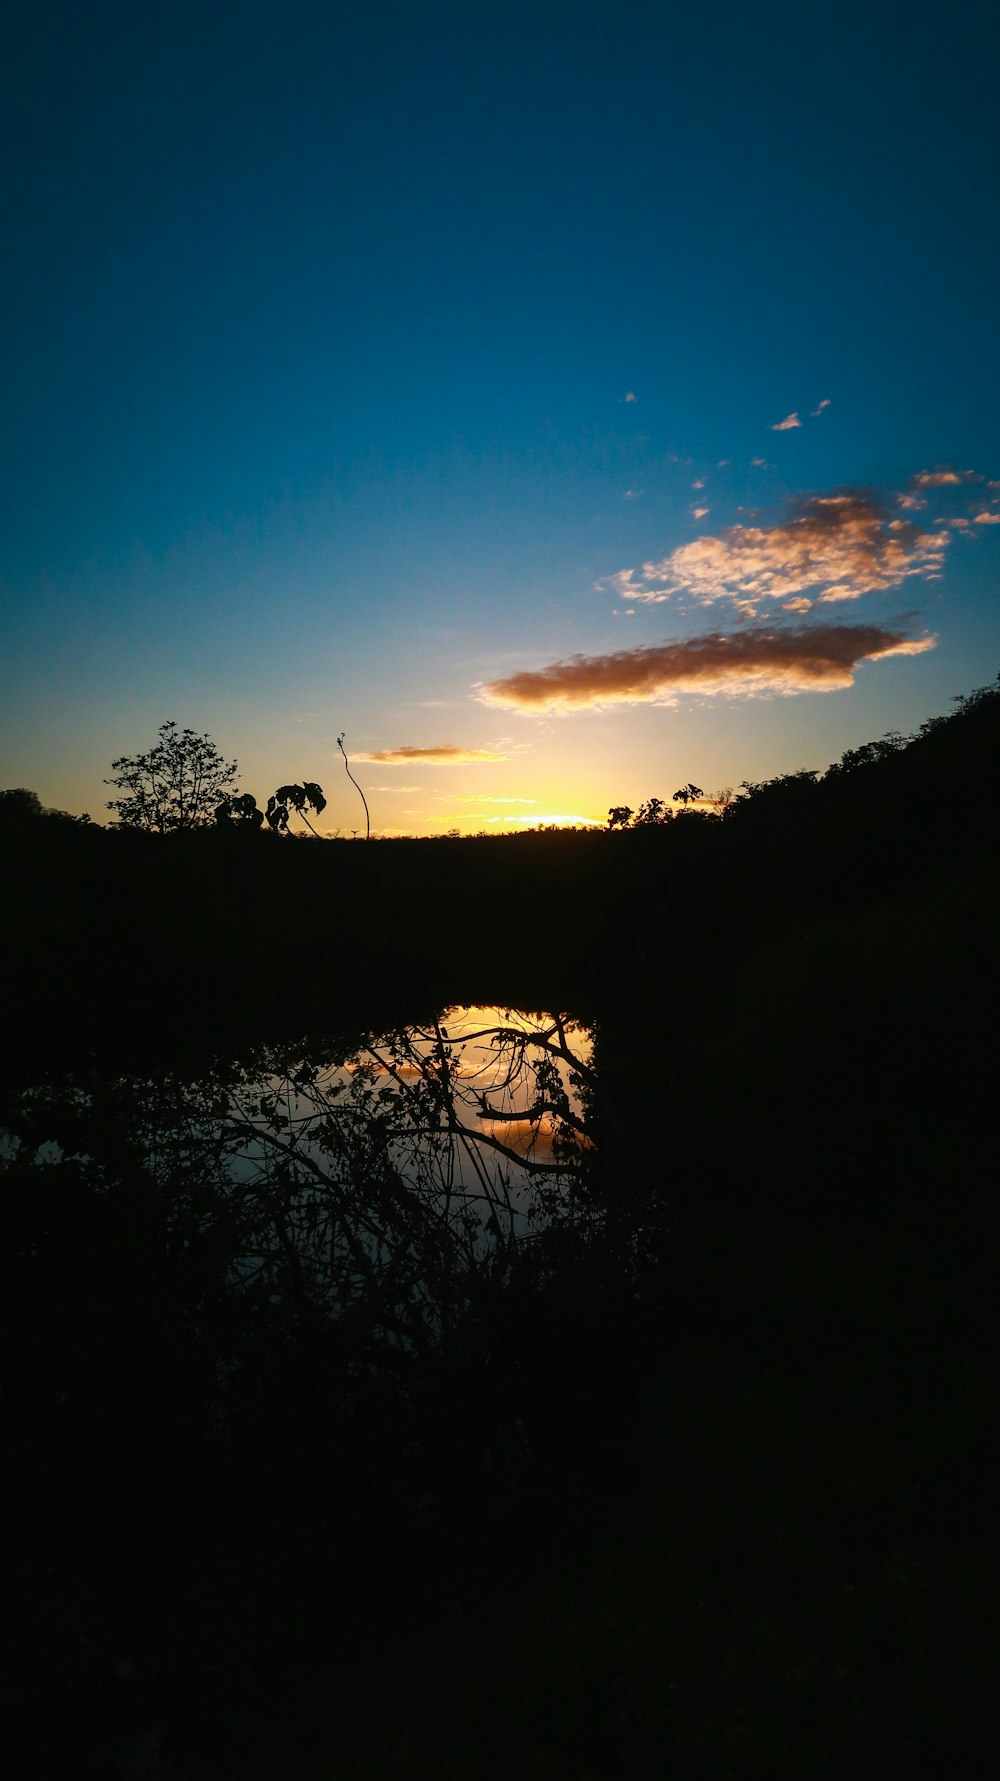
(0, 787, 91, 829)
(264, 780, 327, 835)
(0, 786, 43, 823)
(635, 795, 672, 825)
(105, 720, 239, 831)
(672, 781, 704, 808)
(215, 790, 265, 828)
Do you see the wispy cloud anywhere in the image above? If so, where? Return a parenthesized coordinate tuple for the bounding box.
(373, 783, 425, 792)
(973, 510, 1000, 524)
(624, 390, 637, 403)
(624, 488, 642, 500)
(356, 745, 508, 765)
(597, 491, 949, 612)
(691, 506, 710, 520)
(449, 794, 538, 804)
(480, 625, 936, 712)
(489, 813, 603, 827)
(811, 398, 832, 417)
(771, 412, 802, 431)
(751, 456, 767, 467)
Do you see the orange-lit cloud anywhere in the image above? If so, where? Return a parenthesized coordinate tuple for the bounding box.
(771, 412, 802, 431)
(599, 492, 948, 611)
(481, 624, 935, 711)
(691, 505, 710, 520)
(356, 745, 508, 765)
(973, 510, 1000, 524)
(811, 398, 832, 416)
(914, 468, 961, 487)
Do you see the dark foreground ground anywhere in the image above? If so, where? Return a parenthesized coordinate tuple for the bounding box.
(2, 686, 997, 1775)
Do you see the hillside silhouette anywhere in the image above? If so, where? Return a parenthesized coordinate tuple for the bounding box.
(3, 676, 998, 1070)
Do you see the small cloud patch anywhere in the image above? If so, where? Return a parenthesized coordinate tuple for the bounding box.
(357, 746, 508, 765)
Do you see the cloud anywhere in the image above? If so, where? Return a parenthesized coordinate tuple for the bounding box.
(449, 794, 537, 804)
(973, 510, 1000, 524)
(751, 456, 767, 467)
(624, 488, 642, 500)
(691, 506, 710, 520)
(480, 624, 935, 711)
(598, 491, 949, 612)
(602, 568, 647, 600)
(624, 390, 637, 403)
(373, 783, 425, 792)
(811, 398, 832, 416)
(356, 745, 509, 765)
(771, 413, 802, 431)
(914, 468, 961, 487)
(492, 813, 603, 827)
(691, 478, 706, 490)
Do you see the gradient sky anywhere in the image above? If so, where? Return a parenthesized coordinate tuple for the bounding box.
(3, 1, 999, 833)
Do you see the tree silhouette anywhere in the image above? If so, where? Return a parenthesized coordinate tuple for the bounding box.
(607, 805, 633, 829)
(265, 782, 327, 836)
(105, 722, 239, 832)
(635, 796, 672, 825)
(672, 782, 704, 810)
(338, 733, 371, 840)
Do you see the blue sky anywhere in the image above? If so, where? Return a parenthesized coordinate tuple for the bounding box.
(2, 1, 998, 831)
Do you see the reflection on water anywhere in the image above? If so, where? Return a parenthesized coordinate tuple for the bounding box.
(222, 1008, 596, 1336)
(3, 1007, 597, 1357)
(285, 1003, 592, 1157)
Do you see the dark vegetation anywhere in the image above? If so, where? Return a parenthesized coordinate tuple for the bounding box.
(2, 681, 997, 1776)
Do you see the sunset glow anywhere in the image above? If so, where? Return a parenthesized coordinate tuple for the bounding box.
(1, 7, 997, 833)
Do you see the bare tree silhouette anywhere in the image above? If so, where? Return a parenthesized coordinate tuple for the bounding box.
(338, 733, 371, 839)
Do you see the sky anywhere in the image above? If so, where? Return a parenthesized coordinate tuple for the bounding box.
(2, 0, 999, 834)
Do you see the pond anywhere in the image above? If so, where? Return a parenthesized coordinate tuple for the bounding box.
(2, 1005, 600, 1362)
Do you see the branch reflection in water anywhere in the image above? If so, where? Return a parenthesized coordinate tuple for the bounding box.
(222, 1007, 597, 1349)
(6, 1009, 598, 1363)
